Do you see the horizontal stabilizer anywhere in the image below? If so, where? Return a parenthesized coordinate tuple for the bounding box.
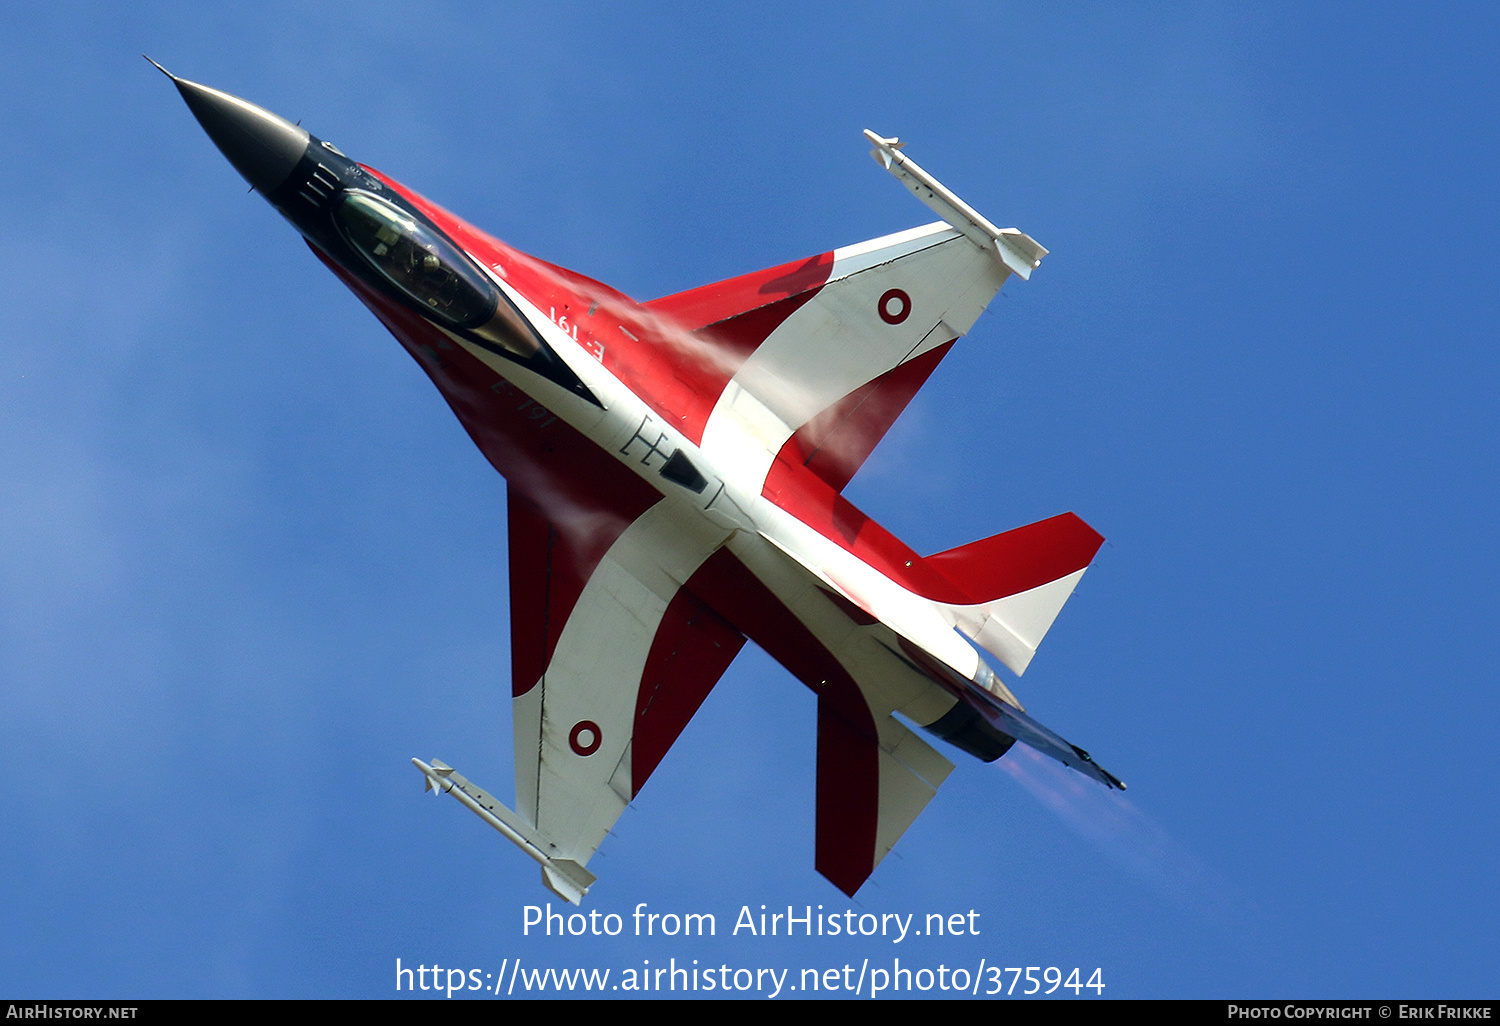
(815, 705, 955, 896)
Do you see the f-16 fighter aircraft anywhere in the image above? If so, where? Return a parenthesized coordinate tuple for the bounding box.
(158, 61, 1123, 904)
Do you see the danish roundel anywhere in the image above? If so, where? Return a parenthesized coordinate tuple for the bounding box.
(569, 720, 602, 756)
(878, 288, 911, 324)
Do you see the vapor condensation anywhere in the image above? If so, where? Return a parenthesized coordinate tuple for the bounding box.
(998, 744, 1240, 919)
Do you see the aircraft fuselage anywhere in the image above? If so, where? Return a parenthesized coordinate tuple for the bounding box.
(162, 65, 1120, 900)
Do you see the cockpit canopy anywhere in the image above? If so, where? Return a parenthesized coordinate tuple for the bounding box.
(333, 190, 498, 330)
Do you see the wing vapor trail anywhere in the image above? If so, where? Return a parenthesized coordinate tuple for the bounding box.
(628, 303, 829, 423)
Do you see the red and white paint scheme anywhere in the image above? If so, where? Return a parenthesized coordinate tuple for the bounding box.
(162, 66, 1122, 904)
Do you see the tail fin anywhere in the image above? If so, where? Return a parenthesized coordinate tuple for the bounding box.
(922, 512, 1103, 676)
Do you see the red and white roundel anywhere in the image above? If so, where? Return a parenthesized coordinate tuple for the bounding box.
(569, 720, 601, 756)
(878, 288, 911, 324)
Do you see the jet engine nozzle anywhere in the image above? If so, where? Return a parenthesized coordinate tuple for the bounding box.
(151, 59, 310, 195)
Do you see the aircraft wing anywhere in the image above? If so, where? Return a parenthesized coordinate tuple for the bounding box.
(505, 490, 745, 899)
(645, 135, 1044, 494)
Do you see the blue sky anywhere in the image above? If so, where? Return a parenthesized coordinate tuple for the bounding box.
(3, 2, 1497, 999)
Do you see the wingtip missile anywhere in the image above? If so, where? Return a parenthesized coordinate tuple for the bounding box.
(410, 757, 595, 904)
(861, 128, 1047, 279)
(863, 129, 906, 169)
(412, 757, 453, 794)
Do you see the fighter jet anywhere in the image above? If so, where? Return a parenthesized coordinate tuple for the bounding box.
(158, 62, 1122, 904)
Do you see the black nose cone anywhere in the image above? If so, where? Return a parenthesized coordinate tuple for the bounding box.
(151, 59, 310, 195)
